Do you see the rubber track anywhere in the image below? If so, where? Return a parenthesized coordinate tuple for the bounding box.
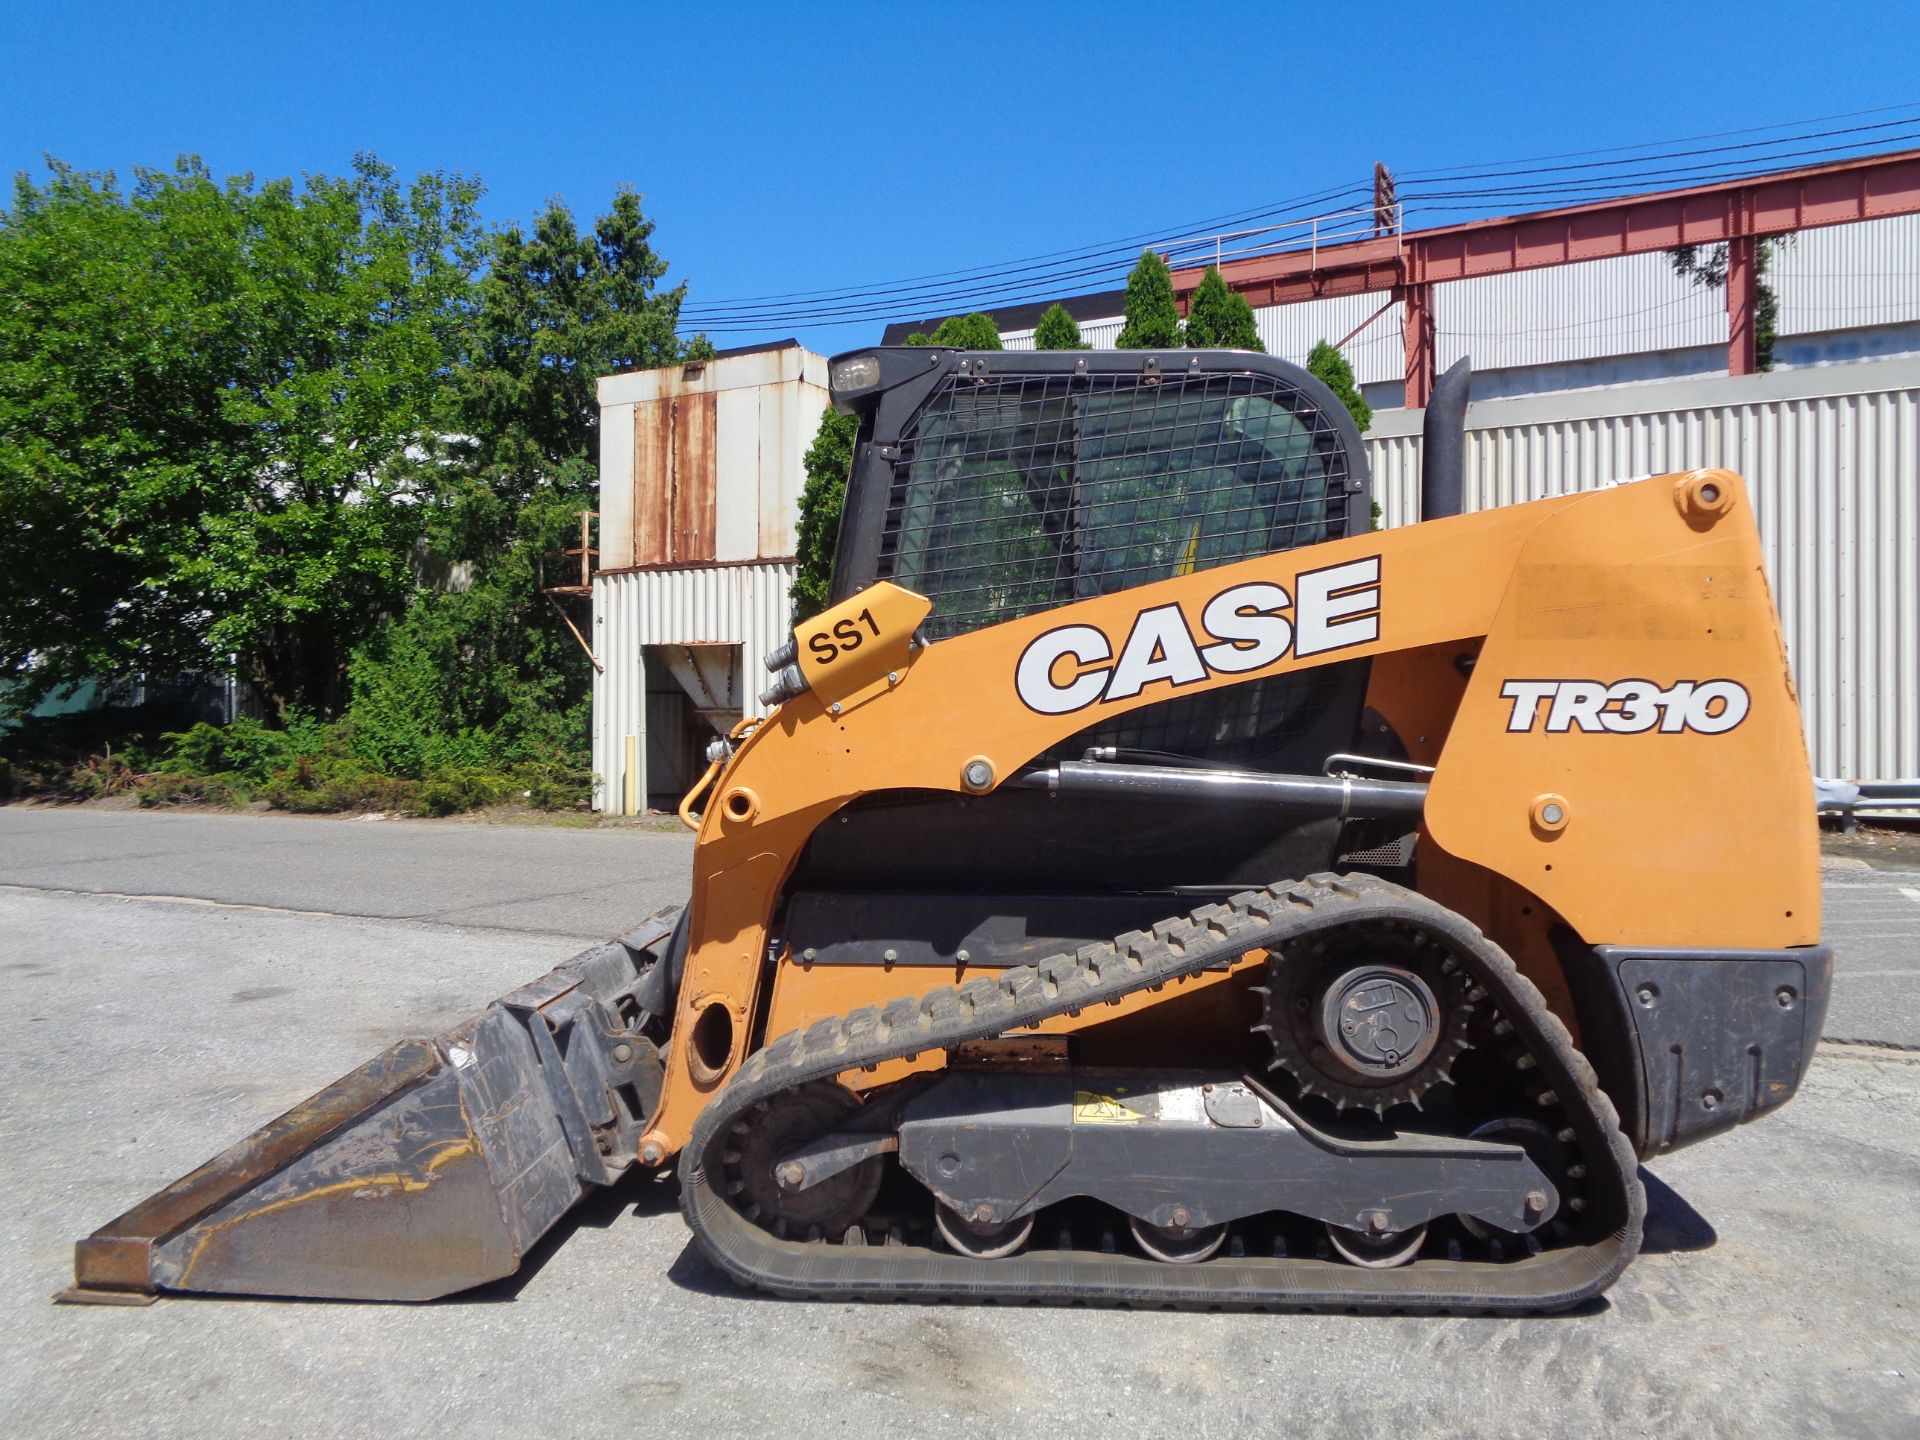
(680, 873, 1645, 1313)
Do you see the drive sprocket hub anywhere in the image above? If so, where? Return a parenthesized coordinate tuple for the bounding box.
(719, 1081, 883, 1240)
(1259, 921, 1477, 1114)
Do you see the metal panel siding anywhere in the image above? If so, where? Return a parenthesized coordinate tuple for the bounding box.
(590, 563, 796, 811)
(598, 401, 635, 568)
(599, 344, 828, 568)
(631, 400, 673, 566)
(1365, 362, 1920, 780)
(670, 392, 718, 562)
(1436, 252, 1724, 372)
(1775, 213, 1920, 336)
(713, 387, 761, 562)
(1256, 294, 1405, 386)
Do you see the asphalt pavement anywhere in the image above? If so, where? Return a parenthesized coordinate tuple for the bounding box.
(1, 806, 1915, 1439)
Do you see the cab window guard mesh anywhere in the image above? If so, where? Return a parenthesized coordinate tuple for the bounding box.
(878, 370, 1354, 641)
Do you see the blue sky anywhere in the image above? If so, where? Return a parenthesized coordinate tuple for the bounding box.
(4, 1, 1917, 354)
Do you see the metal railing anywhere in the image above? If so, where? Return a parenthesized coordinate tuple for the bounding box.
(1166, 204, 1403, 276)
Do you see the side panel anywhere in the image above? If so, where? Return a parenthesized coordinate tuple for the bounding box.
(632, 399, 673, 567)
(670, 391, 718, 563)
(1423, 471, 1820, 949)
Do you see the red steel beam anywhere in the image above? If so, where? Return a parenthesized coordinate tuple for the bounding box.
(1181, 148, 1920, 304)
(1173, 148, 1920, 407)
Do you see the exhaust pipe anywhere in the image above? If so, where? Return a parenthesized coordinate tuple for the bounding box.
(1420, 356, 1472, 520)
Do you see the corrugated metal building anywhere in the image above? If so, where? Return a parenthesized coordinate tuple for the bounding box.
(1367, 357, 1920, 781)
(998, 214, 1920, 411)
(592, 343, 828, 812)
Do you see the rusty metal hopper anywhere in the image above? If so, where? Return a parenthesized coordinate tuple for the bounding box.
(62, 908, 681, 1303)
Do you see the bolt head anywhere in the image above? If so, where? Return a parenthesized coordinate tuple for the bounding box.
(776, 1162, 806, 1188)
(1524, 1189, 1548, 1214)
(611, 1043, 634, 1064)
(973, 1203, 995, 1224)
(639, 1142, 664, 1166)
(1169, 1207, 1191, 1228)
(1368, 1210, 1391, 1234)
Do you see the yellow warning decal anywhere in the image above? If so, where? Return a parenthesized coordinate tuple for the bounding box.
(1073, 1090, 1147, 1124)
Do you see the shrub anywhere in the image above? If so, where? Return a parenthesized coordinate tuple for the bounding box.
(417, 768, 513, 817)
(257, 754, 419, 814)
(137, 772, 244, 808)
(158, 714, 327, 786)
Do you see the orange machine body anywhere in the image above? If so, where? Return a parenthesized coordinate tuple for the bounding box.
(641, 467, 1818, 1155)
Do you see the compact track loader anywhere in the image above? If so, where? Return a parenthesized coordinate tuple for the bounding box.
(67, 347, 1829, 1313)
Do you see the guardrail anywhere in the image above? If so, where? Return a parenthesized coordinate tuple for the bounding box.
(1817, 778, 1920, 829)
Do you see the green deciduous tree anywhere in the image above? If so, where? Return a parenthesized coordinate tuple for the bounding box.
(1115, 249, 1182, 349)
(1183, 267, 1264, 351)
(791, 407, 859, 622)
(1033, 302, 1090, 350)
(1669, 237, 1792, 371)
(0, 154, 484, 715)
(1307, 340, 1372, 432)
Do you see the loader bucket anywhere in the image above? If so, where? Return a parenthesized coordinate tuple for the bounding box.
(61, 907, 682, 1303)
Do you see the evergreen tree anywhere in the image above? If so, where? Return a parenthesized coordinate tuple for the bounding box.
(903, 312, 1003, 349)
(1114, 249, 1182, 349)
(791, 408, 859, 621)
(1306, 340, 1372, 432)
(1183, 267, 1263, 350)
(360, 187, 698, 757)
(1033, 302, 1090, 350)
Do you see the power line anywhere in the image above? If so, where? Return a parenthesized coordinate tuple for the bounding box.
(1403, 113, 1920, 186)
(677, 186, 1370, 325)
(676, 109, 1920, 335)
(679, 180, 1365, 315)
(1399, 132, 1920, 211)
(1397, 100, 1920, 177)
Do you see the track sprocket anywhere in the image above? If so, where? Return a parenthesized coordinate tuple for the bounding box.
(718, 1081, 882, 1240)
(1258, 920, 1478, 1114)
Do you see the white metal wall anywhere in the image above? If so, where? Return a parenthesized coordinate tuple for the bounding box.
(591, 562, 795, 812)
(1366, 358, 1920, 780)
(1775, 213, 1920, 336)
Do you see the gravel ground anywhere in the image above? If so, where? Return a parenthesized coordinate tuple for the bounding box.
(1, 808, 1915, 1439)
